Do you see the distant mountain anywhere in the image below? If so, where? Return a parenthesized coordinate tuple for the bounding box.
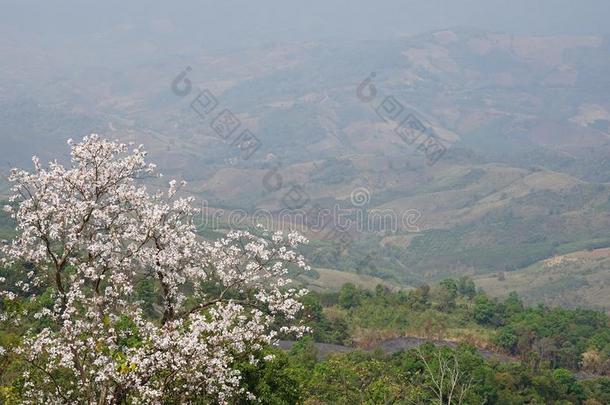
(2, 28, 610, 308)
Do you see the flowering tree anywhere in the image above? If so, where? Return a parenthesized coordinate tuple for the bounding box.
(0, 135, 309, 404)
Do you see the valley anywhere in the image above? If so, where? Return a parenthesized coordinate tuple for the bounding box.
(1, 28, 610, 310)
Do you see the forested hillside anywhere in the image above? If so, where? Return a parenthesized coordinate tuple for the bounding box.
(2, 29, 610, 308)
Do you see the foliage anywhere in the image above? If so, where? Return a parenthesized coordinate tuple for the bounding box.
(305, 280, 610, 375)
(237, 341, 610, 404)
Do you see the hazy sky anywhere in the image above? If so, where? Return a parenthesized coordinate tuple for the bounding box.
(1, 0, 609, 50)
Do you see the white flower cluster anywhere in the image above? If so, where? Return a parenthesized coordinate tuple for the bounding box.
(0, 135, 310, 404)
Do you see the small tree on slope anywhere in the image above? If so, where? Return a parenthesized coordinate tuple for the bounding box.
(0, 135, 309, 404)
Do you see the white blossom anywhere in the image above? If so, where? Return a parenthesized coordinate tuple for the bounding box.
(0, 135, 310, 404)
